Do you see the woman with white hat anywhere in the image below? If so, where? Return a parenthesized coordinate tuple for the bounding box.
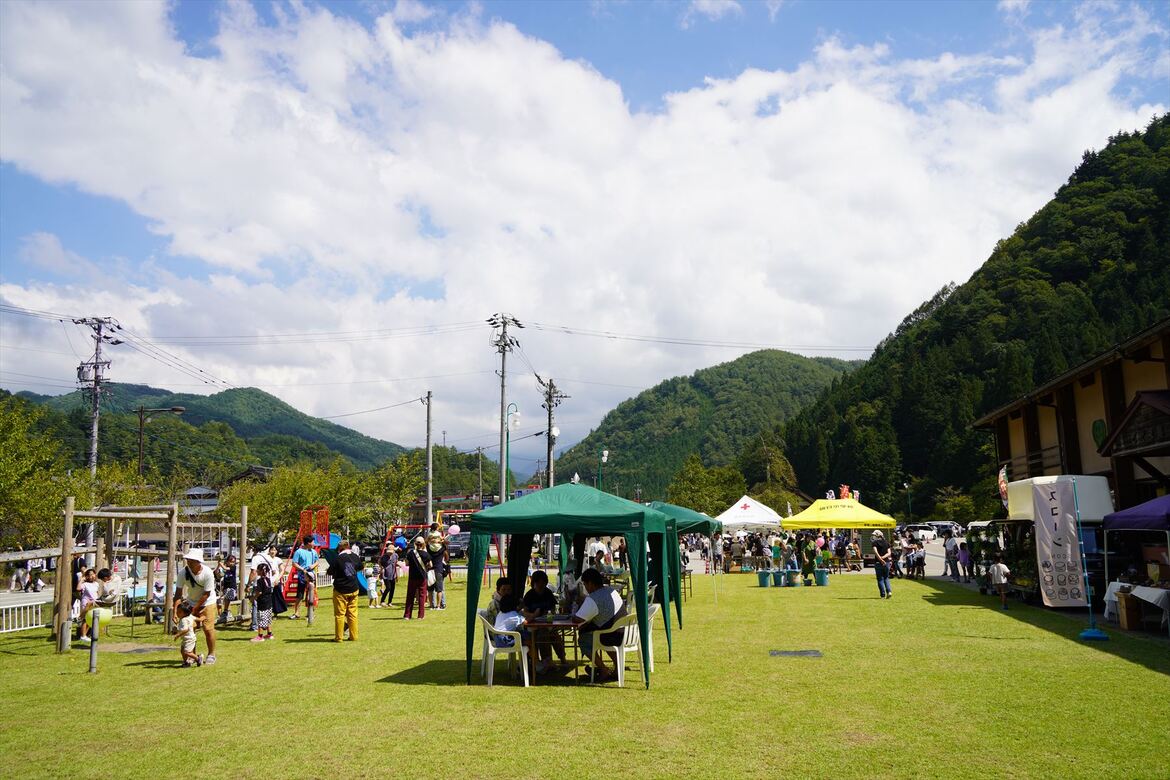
(173, 548, 218, 664)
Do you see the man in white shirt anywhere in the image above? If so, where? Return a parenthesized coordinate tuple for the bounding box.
(174, 548, 218, 664)
(944, 533, 961, 582)
(572, 568, 627, 681)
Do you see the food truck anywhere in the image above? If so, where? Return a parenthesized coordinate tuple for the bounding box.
(971, 476, 1115, 607)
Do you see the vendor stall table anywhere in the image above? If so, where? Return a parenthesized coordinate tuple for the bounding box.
(1102, 582, 1170, 631)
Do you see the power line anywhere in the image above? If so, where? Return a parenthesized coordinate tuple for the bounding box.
(527, 320, 874, 352)
(319, 396, 425, 420)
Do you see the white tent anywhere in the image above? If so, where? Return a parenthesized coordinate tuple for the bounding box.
(715, 495, 782, 532)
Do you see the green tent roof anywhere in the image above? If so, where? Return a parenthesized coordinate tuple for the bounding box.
(649, 501, 722, 536)
(472, 483, 670, 534)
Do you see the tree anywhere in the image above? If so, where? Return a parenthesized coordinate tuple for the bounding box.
(0, 395, 69, 546)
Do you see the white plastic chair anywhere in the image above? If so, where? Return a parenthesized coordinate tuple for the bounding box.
(477, 609, 491, 677)
(590, 613, 639, 687)
(478, 614, 529, 687)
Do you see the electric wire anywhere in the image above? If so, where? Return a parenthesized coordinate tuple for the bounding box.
(527, 320, 874, 352)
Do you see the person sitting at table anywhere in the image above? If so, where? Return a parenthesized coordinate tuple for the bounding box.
(522, 570, 566, 671)
(484, 577, 512, 623)
(492, 594, 525, 648)
(572, 568, 627, 682)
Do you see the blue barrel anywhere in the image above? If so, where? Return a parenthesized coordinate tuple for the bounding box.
(757, 570, 771, 587)
(772, 570, 786, 587)
(787, 570, 802, 587)
(814, 568, 830, 587)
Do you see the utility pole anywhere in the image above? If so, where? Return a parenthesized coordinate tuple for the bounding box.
(476, 447, 484, 507)
(540, 378, 568, 489)
(424, 391, 433, 526)
(75, 317, 120, 565)
(75, 317, 120, 477)
(442, 430, 447, 448)
(488, 313, 522, 504)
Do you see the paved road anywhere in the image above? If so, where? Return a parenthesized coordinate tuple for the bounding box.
(0, 587, 55, 608)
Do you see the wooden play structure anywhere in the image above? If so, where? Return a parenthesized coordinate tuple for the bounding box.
(52, 497, 248, 651)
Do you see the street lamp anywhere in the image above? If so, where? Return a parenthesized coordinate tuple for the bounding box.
(597, 448, 609, 492)
(138, 405, 185, 476)
(903, 481, 912, 521)
(505, 403, 520, 499)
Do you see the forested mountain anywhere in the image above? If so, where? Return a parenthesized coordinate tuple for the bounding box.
(554, 351, 857, 499)
(15, 383, 407, 472)
(784, 115, 1170, 516)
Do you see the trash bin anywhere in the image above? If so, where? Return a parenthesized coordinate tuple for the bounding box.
(786, 570, 802, 587)
(757, 570, 771, 588)
(772, 570, 786, 587)
(814, 568, 830, 587)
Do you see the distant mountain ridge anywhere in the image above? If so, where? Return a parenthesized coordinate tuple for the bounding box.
(17, 383, 407, 469)
(554, 350, 859, 499)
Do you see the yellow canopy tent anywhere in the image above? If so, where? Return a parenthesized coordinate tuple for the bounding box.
(782, 499, 897, 530)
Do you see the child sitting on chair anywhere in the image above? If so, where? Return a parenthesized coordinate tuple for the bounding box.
(367, 564, 382, 608)
(174, 600, 204, 667)
(492, 594, 525, 648)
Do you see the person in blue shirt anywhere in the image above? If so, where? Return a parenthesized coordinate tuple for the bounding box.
(393, 529, 408, 552)
(290, 537, 319, 619)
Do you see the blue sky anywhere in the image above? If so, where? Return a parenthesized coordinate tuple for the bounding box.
(1, 0, 1166, 454)
(3, 0, 1155, 287)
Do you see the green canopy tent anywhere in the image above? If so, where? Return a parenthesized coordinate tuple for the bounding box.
(466, 484, 675, 688)
(650, 501, 723, 611)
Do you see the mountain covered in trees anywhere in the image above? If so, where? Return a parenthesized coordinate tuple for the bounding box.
(554, 350, 858, 499)
(16, 383, 407, 471)
(784, 115, 1170, 517)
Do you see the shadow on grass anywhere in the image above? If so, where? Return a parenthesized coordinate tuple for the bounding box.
(916, 577, 1170, 676)
(125, 659, 186, 669)
(379, 659, 597, 688)
(282, 637, 343, 643)
(378, 659, 470, 686)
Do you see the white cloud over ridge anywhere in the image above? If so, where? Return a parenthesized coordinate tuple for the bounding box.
(0, 1, 1165, 466)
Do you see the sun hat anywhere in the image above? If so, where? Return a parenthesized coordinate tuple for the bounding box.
(871, 530, 884, 539)
(183, 548, 204, 563)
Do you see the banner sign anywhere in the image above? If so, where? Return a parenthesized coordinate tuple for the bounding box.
(1031, 482, 1088, 608)
(998, 466, 1009, 508)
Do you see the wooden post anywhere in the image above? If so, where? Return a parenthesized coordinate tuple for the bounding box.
(105, 518, 116, 574)
(55, 497, 75, 652)
(164, 503, 178, 633)
(239, 506, 248, 621)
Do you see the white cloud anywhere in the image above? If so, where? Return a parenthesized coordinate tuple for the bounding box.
(765, 0, 785, 22)
(0, 1, 1165, 464)
(681, 0, 743, 29)
(998, 0, 1031, 19)
(391, 0, 434, 24)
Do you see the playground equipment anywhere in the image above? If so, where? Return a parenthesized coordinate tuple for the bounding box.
(281, 506, 330, 626)
(53, 497, 248, 651)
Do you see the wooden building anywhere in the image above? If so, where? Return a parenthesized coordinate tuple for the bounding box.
(973, 318, 1170, 509)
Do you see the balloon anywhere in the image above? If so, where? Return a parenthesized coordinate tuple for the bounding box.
(447, 524, 460, 535)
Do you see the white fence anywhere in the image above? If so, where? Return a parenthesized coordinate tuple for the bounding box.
(0, 602, 51, 634)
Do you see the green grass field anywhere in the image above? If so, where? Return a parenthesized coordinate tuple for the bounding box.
(1, 573, 1167, 779)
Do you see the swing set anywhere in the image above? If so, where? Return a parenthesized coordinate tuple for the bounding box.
(51, 497, 249, 651)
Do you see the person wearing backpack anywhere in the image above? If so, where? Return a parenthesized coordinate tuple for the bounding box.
(328, 540, 362, 642)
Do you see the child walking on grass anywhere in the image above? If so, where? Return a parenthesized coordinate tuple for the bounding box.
(174, 601, 204, 667)
(989, 553, 1011, 610)
(367, 564, 382, 608)
(251, 562, 274, 642)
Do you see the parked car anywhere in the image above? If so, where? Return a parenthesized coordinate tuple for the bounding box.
(447, 532, 470, 559)
(928, 521, 962, 538)
(905, 524, 937, 542)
